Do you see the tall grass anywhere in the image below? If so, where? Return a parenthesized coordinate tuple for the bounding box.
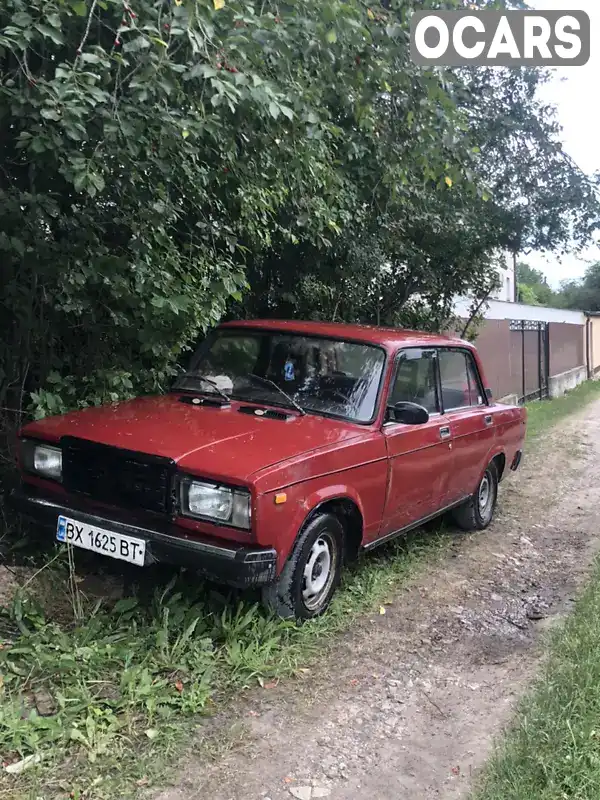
(0, 529, 447, 798)
(524, 379, 600, 445)
(473, 558, 600, 800)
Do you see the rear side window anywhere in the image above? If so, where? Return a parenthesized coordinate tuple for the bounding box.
(390, 349, 439, 414)
(439, 350, 484, 411)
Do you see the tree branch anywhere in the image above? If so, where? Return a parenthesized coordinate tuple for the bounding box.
(461, 289, 492, 339)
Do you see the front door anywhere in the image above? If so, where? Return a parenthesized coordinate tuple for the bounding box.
(380, 348, 455, 538)
(437, 348, 497, 503)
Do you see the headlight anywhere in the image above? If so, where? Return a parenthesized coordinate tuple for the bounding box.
(21, 440, 62, 481)
(181, 479, 251, 530)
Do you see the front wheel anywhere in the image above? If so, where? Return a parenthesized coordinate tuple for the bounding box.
(451, 461, 499, 531)
(261, 512, 344, 621)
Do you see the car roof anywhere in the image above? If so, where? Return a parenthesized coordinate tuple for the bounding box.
(218, 319, 472, 351)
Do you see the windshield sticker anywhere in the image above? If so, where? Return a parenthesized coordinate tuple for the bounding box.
(284, 359, 295, 381)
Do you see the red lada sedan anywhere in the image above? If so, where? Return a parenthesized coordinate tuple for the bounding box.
(11, 320, 526, 619)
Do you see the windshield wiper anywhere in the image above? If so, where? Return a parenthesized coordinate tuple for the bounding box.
(246, 374, 306, 416)
(178, 373, 231, 403)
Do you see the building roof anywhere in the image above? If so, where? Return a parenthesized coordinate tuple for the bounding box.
(219, 319, 470, 350)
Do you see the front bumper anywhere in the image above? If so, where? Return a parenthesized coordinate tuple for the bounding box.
(9, 485, 277, 589)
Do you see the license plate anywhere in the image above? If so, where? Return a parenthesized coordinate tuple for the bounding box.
(56, 515, 146, 566)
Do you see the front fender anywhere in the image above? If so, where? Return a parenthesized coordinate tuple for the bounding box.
(298, 483, 366, 529)
(255, 463, 387, 572)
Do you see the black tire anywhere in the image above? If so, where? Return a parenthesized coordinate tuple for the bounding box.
(451, 461, 499, 532)
(261, 512, 344, 621)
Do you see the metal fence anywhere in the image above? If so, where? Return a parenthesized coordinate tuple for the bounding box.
(548, 322, 584, 379)
(469, 316, 584, 403)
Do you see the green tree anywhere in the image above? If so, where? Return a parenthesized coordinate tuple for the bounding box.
(461, 68, 600, 257)
(515, 261, 557, 306)
(1, 0, 599, 424)
(237, 59, 600, 329)
(557, 263, 600, 312)
(0, 0, 495, 415)
(517, 283, 541, 306)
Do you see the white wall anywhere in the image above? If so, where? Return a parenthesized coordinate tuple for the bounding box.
(490, 254, 516, 303)
(454, 296, 586, 326)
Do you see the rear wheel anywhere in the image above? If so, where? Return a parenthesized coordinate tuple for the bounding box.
(261, 512, 343, 621)
(451, 461, 499, 531)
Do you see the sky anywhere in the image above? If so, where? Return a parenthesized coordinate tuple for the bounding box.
(522, 0, 599, 288)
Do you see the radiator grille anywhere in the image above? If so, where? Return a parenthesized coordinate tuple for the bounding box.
(61, 437, 174, 515)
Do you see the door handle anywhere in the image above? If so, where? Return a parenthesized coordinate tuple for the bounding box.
(439, 426, 451, 439)
(484, 415, 493, 426)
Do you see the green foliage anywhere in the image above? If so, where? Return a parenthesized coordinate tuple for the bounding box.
(474, 540, 600, 800)
(233, 62, 600, 330)
(517, 283, 540, 306)
(517, 262, 548, 287)
(1, 582, 214, 760)
(524, 380, 600, 447)
(2, 0, 599, 422)
(0, 530, 447, 795)
(556, 263, 600, 313)
(462, 69, 600, 258)
(516, 262, 559, 307)
(2, 0, 409, 414)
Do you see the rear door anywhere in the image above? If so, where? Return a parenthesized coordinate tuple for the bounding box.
(437, 348, 497, 503)
(380, 348, 455, 538)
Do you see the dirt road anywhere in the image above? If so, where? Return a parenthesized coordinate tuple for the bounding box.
(156, 399, 600, 800)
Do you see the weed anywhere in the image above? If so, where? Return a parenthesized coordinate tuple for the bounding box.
(471, 382, 600, 799)
(0, 530, 447, 798)
(525, 379, 600, 446)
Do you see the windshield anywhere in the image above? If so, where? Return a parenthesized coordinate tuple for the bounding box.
(174, 329, 387, 423)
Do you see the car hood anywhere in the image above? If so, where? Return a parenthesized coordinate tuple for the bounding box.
(22, 394, 367, 482)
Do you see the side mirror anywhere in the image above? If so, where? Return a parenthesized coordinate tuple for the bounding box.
(387, 401, 429, 425)
(485, 387, 493, 401)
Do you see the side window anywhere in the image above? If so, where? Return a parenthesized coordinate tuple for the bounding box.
(439, 350, 484, 410)
(390, 350, 439, 414)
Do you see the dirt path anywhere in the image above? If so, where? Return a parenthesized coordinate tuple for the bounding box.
(156, 399, 600, 800)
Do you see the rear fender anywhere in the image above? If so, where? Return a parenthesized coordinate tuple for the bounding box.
(480, 446, 507, 486)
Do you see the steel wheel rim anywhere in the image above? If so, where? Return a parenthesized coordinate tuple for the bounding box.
(478, 472, 492, 517)
(302, 532, 337, 611)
